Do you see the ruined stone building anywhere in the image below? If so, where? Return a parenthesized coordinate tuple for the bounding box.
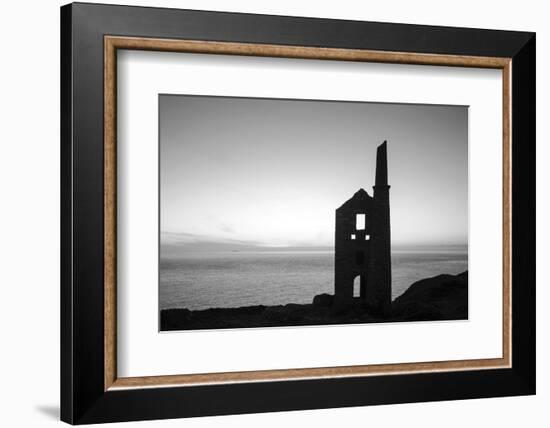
(334, 141, 392, 315)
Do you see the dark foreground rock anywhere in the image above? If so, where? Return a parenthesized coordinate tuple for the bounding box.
(161, 271, 468, 331)
(392, 271, 468, 321)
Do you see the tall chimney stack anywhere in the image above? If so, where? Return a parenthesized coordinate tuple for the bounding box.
(366, 140, 392, 316)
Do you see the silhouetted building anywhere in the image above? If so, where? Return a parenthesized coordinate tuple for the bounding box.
(334, 141, 392, 315)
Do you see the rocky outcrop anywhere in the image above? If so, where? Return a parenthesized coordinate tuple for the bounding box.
(391, 271, 468, 321)
(160, 271, 468, 331)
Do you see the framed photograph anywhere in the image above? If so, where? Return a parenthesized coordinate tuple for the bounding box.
(61, 2, 535, 424)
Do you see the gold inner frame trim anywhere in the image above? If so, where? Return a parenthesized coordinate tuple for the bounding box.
(104, 35, 512, 391)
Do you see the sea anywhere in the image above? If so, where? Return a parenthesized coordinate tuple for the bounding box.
(160, 247, 468, 310)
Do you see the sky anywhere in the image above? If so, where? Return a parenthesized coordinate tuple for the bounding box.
(160, 94, 468, 249)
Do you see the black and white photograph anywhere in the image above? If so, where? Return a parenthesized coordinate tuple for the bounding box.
(159, 95, 468, 331)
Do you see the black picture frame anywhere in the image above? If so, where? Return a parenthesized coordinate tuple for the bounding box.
(61, 2, 535, 424)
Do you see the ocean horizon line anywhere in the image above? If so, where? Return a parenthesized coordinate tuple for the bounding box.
(161, 243, 468, 257)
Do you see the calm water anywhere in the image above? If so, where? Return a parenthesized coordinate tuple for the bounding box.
(160, 249, 467, 310)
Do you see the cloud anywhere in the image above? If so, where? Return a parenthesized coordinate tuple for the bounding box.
(219, 224, 235, 233)
(161, 231, 261, 247)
